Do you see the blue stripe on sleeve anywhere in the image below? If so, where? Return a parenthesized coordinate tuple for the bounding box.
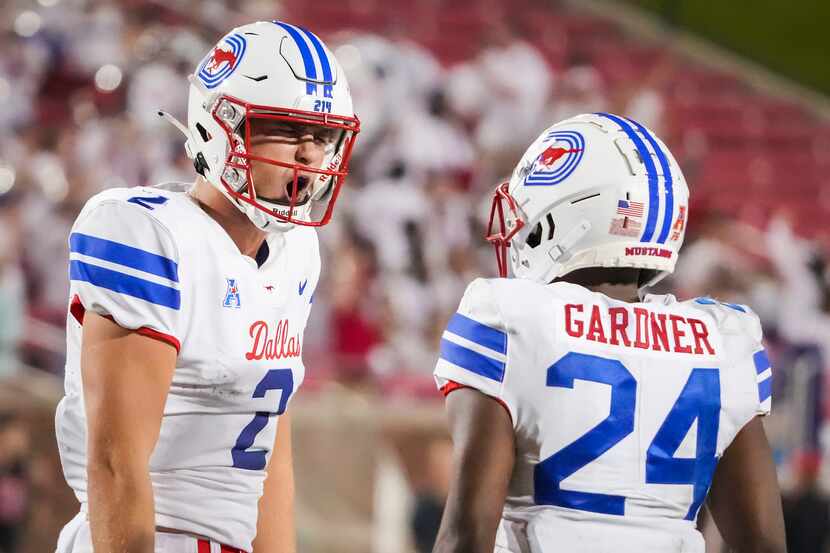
(70, 233, 179, 283)
(694, 297, 746, 313)
(298, 26, 334, 98)
(274, 21, 318, 95)
(753, 350, 771, 374)
(758, 376, 773, 403)
(446, 313, 507, 354)
(70, 260, 181, 310)
(626, 117, 674, 244)
(596, 112, 660, 242)
(439, 338, 505, 383)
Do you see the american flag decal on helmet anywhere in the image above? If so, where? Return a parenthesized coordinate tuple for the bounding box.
(616, 200, 644, 218)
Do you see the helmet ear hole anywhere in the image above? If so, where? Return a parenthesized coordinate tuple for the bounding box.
(526, 222, 543, 248)
(526, 212, 556, 249)
(194, 152, 210, 176)
(196, 123, 212, 142)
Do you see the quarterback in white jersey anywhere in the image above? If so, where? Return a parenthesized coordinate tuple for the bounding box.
(55, 21, 359, 553)
(432, 114, 785, 553)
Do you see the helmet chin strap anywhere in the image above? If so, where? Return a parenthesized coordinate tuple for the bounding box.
(158, 110, 196, 159)
(547, 219, 592, 264)
(637, 269, 669, 299)
(158, 110, 190, 138)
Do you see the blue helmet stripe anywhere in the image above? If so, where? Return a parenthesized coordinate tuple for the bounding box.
(596, 112, 660, 242)
(274, 21, 318, 95)
(297, 26, 334, 98)
(626, 117, 674, 244)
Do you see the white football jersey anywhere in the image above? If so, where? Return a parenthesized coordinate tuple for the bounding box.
(434, 278, 772, 553)
(56, 183, 318, 552)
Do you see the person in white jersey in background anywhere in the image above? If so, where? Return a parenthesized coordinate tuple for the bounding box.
(432, 113, 786, 553)
(54, 21, 359, 553)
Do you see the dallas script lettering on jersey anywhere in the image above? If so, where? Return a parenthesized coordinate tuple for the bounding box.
(564, 304, 716, 354)
(245, 319, 302, 360)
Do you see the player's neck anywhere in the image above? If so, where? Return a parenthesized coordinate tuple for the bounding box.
(555, 267, 641, 303)
(189, 177, 267, 258)
(583, 283, 640, 303)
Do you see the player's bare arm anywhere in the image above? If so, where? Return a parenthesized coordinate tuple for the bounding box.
(56, 22, 357, 553)
(432, 114, 781, 551)
(83, 312, 176, 553)
(252, 411, 296, 553)
(433, 388, 515, 553)
(707, 416, 787, 553)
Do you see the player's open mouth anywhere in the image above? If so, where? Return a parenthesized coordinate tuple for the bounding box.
(259, 175, 312, 206)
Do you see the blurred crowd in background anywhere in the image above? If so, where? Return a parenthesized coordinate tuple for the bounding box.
(2, 0, 830, 552)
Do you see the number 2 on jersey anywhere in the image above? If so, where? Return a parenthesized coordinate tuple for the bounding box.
(534, 352, 720, 520)
(231, 369, 294, 471)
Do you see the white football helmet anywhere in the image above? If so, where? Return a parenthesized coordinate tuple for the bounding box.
(169, 21, 360, 231)
(486, 113, 689, 287)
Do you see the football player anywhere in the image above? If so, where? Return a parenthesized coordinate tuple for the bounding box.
(54, 21, 359, 553)
(432, 113, 786, 553)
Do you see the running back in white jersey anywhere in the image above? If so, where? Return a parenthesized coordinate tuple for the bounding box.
(434, 278, 772, 553)
(56, 183, 319, 552)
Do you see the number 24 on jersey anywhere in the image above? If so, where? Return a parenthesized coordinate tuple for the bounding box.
(535, 352, 720, 521)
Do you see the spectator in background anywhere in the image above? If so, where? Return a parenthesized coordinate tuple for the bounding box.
(547, 50, 607, 123)
(0, 413, 31, 553)
(446, 21, 552, 171)
(411, 438, 453, 553)
(327, 222, 382, 385)
(783, 451, 830, 553)
(612, 49, 674, 136)
(670, 210, 769, 301)
(0, 190, 24, 378)
(367, 89, 475, 182)
(767, 214, 830, 361)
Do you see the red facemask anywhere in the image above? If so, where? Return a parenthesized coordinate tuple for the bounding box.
(212, 94, 360, 227)
(486, 182, 526, 278)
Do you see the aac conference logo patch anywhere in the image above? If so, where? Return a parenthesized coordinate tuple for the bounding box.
(197, 33, 247, 89)
(524, 130, 585, 186)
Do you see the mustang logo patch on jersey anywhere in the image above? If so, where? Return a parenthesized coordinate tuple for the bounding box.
(524, 130, 585, 186)
(197, 33, 247, 89)
(223, 278, 242, 308)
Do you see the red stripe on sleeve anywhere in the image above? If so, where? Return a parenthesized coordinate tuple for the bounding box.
(68, 294, 181, 353)
(439, 380, 513, 424)
(69, 294, 85, 324)
(439, 380, 468, 396)
(134, 326, 181, 353)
